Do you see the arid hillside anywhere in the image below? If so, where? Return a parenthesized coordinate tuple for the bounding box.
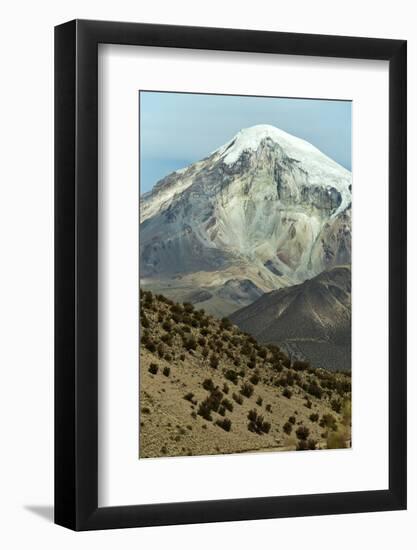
(230, 266, 351, 371)
(140, 290, 351, 459)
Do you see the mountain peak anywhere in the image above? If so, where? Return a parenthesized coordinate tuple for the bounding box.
(216, 124, 319, 166)
(140, 124, 352, 313)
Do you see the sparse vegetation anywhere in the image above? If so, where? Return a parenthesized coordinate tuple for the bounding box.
(160, 333, 172, 345)
(220, 317, 233, 331)
(224, 369, 239, 384)
(258, 348, 268, 360)
(209, 354, 219, 369)
(295, 426, 310, 441)
(183, 336, 197, 351)
(141, 315, 150, 328)
(240, 382, 254, 398)
(221, 398, 234, 412)
(144, 340, 157, 353)
(319, 414, 338, 431)
(216, 417, 232, 432)
(183, 302, 194, 314)
(232, 392, 243, 405)
(140, 290, 352, 458)
(331, 399, 342, 413)
(202, 378, 215, 392)
(157, 343, 165, 358)
(183, 392, 195, 403)
(296, 438, 317, 451)
(148, 363, 158, 375)
(296, 440, 308, 451)
(197, 399, 213, 421)
(162, 320, 172, 332)
(305, 381, 323, 399)
(247, 409, 271, 434)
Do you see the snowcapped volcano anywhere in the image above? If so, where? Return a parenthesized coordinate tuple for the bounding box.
(140, 124, 351, 317)
(214, 124, 351, 215)
(216, 124, 318, 160)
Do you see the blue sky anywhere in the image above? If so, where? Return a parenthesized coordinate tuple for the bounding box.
(140, 91, 351, 194)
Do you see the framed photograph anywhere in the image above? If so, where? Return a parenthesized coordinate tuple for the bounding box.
(55, 19, 407, 530)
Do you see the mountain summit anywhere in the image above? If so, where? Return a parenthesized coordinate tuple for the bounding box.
(214, 124, 351, 214)
(140, 125, 351, 316)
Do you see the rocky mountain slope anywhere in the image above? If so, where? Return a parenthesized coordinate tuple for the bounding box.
(139, 290, 351, 458)
(230, 266, 351, 371)
(140, 125, 352, 317)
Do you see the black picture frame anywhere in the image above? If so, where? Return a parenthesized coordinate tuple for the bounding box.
(55, 19, 407, 531)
